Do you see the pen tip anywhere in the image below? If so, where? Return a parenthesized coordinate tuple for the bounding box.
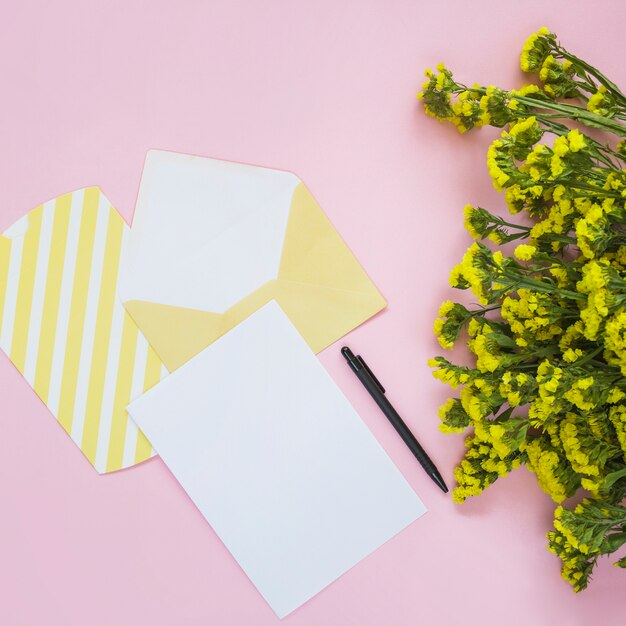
(432, 473, 449, 494)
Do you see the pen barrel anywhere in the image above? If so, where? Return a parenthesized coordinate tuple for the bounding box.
(358, 371, 437, 472)
(383, 405, 436, 471)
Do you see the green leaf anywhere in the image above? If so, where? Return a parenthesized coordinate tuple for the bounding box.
(488, 331, 517, 349)
(602, 467, 626, 491)
(602, 531, 626, 554)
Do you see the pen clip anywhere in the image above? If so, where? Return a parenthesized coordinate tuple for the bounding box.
(356, 355, 385, 394)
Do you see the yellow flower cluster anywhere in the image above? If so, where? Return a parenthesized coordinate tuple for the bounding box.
(548, 500, 626, 591)
(555, 505, 594, 554)
(499, 371, 531, 407)
(489, 127, 588, 196)
(587, 86, 613, 116)
(604, 310, 626, 376)
(514, 244, 536, 260)
(526, 436, 579, 503)
(501, 290, 562, 346)
(448, 242, 493, 305)
(437, 398, 470, 434)
(576, 260, 612, 340)
(563, 377, 595, 411)
(460, 378, 494, 421)
(539, 55, 578, 98)
(467, 332, 500, 372)
(428, 357, 470, 390)
(463, 204, 483, 239)
(528, 186, 575, 245)
(548, 504, 598, 590)
(520, 27, 553, 72)
(487, 139, 510, 189)
(575, 200, 610, 259)
(608, 405, 626, 459)
(422, 26, 626, 591)
(560, 413, 604, 477)
(452, 427, 524, 504)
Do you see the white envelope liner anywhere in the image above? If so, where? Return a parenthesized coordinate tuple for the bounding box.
(119, 150, 300, 311)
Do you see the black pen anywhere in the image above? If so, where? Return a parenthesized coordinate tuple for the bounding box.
(341, 346, 448, 493)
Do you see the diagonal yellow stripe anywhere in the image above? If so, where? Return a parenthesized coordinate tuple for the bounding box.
(105, 313, 139, 472)
(0, 237, 12, 328)
(10, 205, 44, 374)
(134, 345, 162, 463)
(81, 208, 124, 464)
(33, 194, 72, 403)
(57, 188, 100, 435)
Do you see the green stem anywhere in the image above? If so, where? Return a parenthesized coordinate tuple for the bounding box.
(472, 304, 501, 315)
(513, 95, 626, 135)
(572, 346, 604, 367)
(494, 218, 531, 231)
(504, 232, 531, 242)
(563, 182, 622, 199)
(556, 47, 626, 104)
(461, 83, 626, 134)
(535, 118, 625, 167)
(453, 82, 626, 163)
(499, 274, 587, 301)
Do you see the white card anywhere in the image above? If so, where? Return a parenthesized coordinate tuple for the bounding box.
(128, 302, 426, 617)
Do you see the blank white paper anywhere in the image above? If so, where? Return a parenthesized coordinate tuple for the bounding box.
(128, 302, 426, 618)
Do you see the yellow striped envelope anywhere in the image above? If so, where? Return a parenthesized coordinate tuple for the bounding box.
(0, 187, 166, 473)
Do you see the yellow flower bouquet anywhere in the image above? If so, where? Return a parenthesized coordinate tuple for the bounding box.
(419, 27, 626, 590)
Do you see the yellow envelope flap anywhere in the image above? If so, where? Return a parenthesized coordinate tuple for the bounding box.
(123, 299, 224, 372)
(124, 279, 387, 372)
(272, 280, 385, 354)
(278, 182, 386, 298)
(125, 280, 279, 371)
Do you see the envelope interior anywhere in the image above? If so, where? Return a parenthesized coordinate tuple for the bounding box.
(123, 170, 387, 372)
(119, 150, 301, 312)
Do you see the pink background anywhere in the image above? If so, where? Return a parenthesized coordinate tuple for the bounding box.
(1, 1, 624, 624)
